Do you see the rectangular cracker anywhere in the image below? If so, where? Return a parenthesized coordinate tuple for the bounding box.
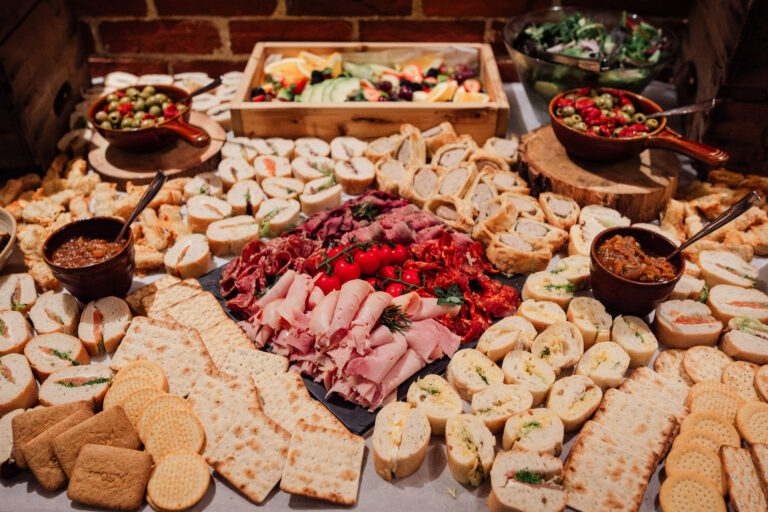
(256, 371, 313, 434)
(618, 378, 688, 423)
(302, 400, 348, 433)
(149, 291, 228, 335)
(752, 444, 768, 493)
(22, 408, 94, 491)
(52, 405, 142, 477)
(720, 445, 768, 512)
(198, 319, 257, 369)
(125, 275, 181, 315)
(206, 408, 291, 504)
(622, 366, 689, 405)
(280, 420, 365, 505)
(110, 317, 215, 397)
(187, 370, 260, 456)
(220, 347, 288, 387)
(141, 278, 202, 316)
(11, 401, 92, 469)
(563, 432, 656, 512)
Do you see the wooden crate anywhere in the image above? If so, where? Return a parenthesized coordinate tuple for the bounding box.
(231, 42, 509, 143)
(0, 0, 89, 172)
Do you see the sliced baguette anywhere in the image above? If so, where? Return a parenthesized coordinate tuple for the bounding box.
(707, 284, 768, 324)
(522, 271, 574, 309)
(24, 333, 89, 380)
(669, 274, 706, 301)
(330, 136, 367, 161)
(186, 195, 232, 233)
(163, 234, 210, 279)
(444, 414, 495, 486)
(265, 137, 295, 158)
(445, 348, 503, 401)
(575, 341, 630, 389)
(0, 353, 37, 414)
(566, 297, 612, 349)
(294, 137, 330, 159)
(699, 250, 758, 288)
(334, 157, 375, 195)
(0, 310, 33, 355)
(182, 172, 223, 200)
(0, 273, 37, 313)
(255, 198, 300, 237)
(372, 401, 430, 480)
(611, 315, 658, 367)
(546, 375, 602, 431)
(516, 299, 566, 332)
(502, 408, 564, 455)
(206, 215, 260, 257)
(470, 383, 533, 433)
(291, 156, 335, 182)
(77, 296, 131, 355)
(501, 350, 555, 405)
(721, 316, 768, 364)
(405, 374, 462, 435)
(299, 178, 343, 216)
(28, 291, 79, 335)
(261, 176, 303, 200)
(217, 157, 255, 189)
(226, 180, 264, 216)
(488, 450, 566, 512)
(476, 315, 537, 361)
(654, 299, 723, 348)
(530, 322, 584, 373)
(38, 363, 113, 407)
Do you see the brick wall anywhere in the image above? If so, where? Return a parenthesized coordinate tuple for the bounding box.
(75, 0, 692, 82)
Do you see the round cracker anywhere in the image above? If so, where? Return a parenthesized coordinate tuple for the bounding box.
(114, 359, 168, 391)
(665, 443, 727, 495)
(680, 411, 740, 447)
(683, 346, 733, 384)
(145, 409, 205, 462)
(138, 394, 191, 441)
(755, 365, 768, 402)
(672, 429, 728, 453)
(721, 361, 762, 403)
(654, 349, 693, 387)
(659, 472, 726, 512)
(689, 390, 745, 424)
(103, 375, 158, 411)
(735, 401, 768, 444)
(121, 387, 165, 429)
(687, 380, 740, 407)
(147, 450, 209, 511)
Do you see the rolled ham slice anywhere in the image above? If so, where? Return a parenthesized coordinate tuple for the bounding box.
(277, 273, 312, 328)
(410, 297, 461, 321)
(309, 290, 339, 337)
(378, 349, 427, 402)
(324, 280, 373, 346)
(345, 333, 407, 384)
(348, 291, 393, 353)
(307, 285, 325, 310)
(405, 319, 460, 362)
(256, 269, 296, 308)
(261, 299, 284, 330)
(369, 325, 395, 348)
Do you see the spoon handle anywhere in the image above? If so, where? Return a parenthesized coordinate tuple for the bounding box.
(667, 190, 761, 260)
(646, 98, 720, 120)
(177, 76, 223, 104)
(115, 170, 168, 241)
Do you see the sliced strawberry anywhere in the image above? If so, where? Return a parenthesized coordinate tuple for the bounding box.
(463, 78, 482, 93)
(402, 64, 423, 83)
(362, 88, 384, 102)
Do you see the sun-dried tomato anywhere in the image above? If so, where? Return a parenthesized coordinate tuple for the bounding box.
(575, 98, 595, 111)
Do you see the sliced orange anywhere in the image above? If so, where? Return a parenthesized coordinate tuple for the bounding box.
(264, 58, 306, 83)
(397, 53, 443, 73)
(323, 52, 343, 78)
(424, 80, 458, 102)
(453, 88, 490, 103)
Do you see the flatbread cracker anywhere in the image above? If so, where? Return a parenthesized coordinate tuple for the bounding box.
(146, 450, 209, 511)
(672, 429, 729, 453)
(687, 381, 740, 407)
(751, 444, 768, 494)
(141, 279, 202, 316)
(720, 445, 768, 512)
(756, 365, 768, 402)
(148, 291, 228, 335)
(125, 275, 180, 315)
(220, 346, 289, 387)
(256, 371, 313, 434)
(198, 319, 256, 369)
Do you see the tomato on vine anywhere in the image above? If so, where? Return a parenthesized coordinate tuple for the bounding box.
(354, 250, 380, 275)
(391, 244, 408, 265)
(316, 273, 341, 294)
(334, 259, 361, 283)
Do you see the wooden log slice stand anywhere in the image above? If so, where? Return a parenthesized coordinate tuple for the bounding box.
(88, 112, 225, 190)
(519, 125, 680, 222)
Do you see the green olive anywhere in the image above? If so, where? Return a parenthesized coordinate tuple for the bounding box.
(108, 111, 122, 124)
(126, 87, 140, 98)
(161, 102, 171, 111)
(141, 119, 156, 128)
(94, 111, 108, 122)
(619, 111, 631, 123)
(145, 95, 159, 107)
(562, 116, 576, 127)
(133, 99, 146, 112)
(590, 126, 601, 135)
(107, 101, 119, 112)
(119, 96, 132, 104)
(120, 117, 134, 129)
(148, 105, 162, 116)
(613, 127, 624, 137)
(106, 93, 118, 103)
(156, 93, 169, 103)
(645, 118, 659, 130)
(561, 105, 575, 116)
(564, 93, 578, 101)
(133, 111, 146, 121)
(595, 97, 608, 109)
(556, 107, 566, 117)
(573, 122, 587, 132)
(142, 85, 156, 96)
(99, 120, 112, 129)
(621, 104, 635, 116)
(631, 113, 646, 124)
(157, 116, 165, 123)
(569, 114, 582, 123)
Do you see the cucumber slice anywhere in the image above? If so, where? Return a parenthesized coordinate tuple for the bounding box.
(309, 80, 329, 102)
(329, 78, 361, 102)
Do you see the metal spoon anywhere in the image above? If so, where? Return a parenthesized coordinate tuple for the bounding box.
(114, 170, 168, 241)
(176, 76, 223, 104)
(645, 98, 720, 120)
(667, 191, 760, 261)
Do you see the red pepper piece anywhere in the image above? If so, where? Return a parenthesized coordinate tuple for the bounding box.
(619, 96, 632, 106)
(599, 125, 612, 137)
(575, 98, 596, 111)
(116, 102, 133, 115)
(556, 98, 574, 108)
(575, 87, 591, 97)
(163, 104, 179, 118)
(142, 113, 157, 120)
(252, 94, 265, 102)
(115, 91, 126, 98)
(619, 126, 636, 138)
(630, 123, 649, 132)
(293, 79, 308, 95)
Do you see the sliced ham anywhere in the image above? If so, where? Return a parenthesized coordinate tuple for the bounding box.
(369, 325, 394, 348)
(345, 332, 407, 384)
(261, 299, 285, 330)
(256, 269, 296, 307)
(307, 285, 325, 310)
(411, 297, 461, 321)
(277, 273, 312, 326)
(433, 320, 461, 358)
(309, 290, 339, 337)
(378, 348, 427, 401)
(349, 291, 393, 353)
(404, 320, 443, 362)
(254, 325, 273, 347)
(392, 292, 421, 316)
(325, 280, 373, 345)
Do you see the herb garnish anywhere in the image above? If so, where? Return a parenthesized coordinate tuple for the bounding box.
(544, 282, 575, 293)
(540, 346, 551, 358)
(519, 421, 541, 439)
(434, 283, 465, 307)
(0, 319, 4, 336)
(513, 470, 542, 485)
(475, 366, 490, 385)
(697, 283, 709, 303)
(421, 385, 440, 395)
(351, 201, 378, 221)
(258, 208, 282, 238)
(57, 376, 111, 388)
(11, 301, 27, 312)
(380, 305, 412, 334)
(51, 349, 80, 366)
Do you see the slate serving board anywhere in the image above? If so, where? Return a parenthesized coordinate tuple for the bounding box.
(199, 265, 527, 436)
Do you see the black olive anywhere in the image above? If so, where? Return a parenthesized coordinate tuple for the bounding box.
(250, 87, 265, 97)
(410, 82, 423, 92)
(310, 70, 324, 85)
(425, 67, 438, 78)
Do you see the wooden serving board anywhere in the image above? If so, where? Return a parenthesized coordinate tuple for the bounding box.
(519, 125, 680, 222)
(88, 112, 225, 190)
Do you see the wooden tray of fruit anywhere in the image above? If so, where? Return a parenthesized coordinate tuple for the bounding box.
(230, 42, 509, 143)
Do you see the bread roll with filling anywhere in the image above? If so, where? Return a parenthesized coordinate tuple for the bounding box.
(77, 297, 131, 355)
(375, 158, 407, 194)
(0, 310, 33, 355)
(482, 136, 518, 166)
(445, 348, 503, 401)
(406, 374, 462, 435)
(501, 351, 555, 405)
(435, 163, 476, 198)
(0, 273, 37, 313)
(372, 401, 430, 480)
(567, 224, 591, 257)
(163, 234, 210, 279)
(549, 255, 590, 290)
(330, 136, 367, 161)
(491, 172, 529, 195)
(530, 322, 584, 373)
(183, 172, 223, 200)
(444, 414, 495, 486)
(721, 316, 768, 364)
(299, 178, 343, 216)
(566, 297, 612, 349)
(186, 195, 232, 233)
(291, 156, 335, 183)
(0, 353, 38, 414)
(578, 205, 630, 229)
(294, 137, 330, 159)
(38, 364, 113, 407)
(261, 177, 304, 200)
(422, 122, 457, 157)
(432, 140, 475, 168)
(253, 155, 292, 183)
(217, 158, 255, 189)
(669, 274, 707, 301)
(546, 375, 602, 431)
(399, 165, 441, 208)
(699, 250, 758, 288)
(654, 300, 723, 349)
(684, 260, 702, 277)
(476, 316, 537, 361)
(28, 292, 79, 336)
(394, 124, 426, 167)
(509, 219, 568, 252)
(472, 196, 517, 247)
(334, 157, 375, 195)
(424, 195, 473, 233)
(538, 192, 580, 230)
(707, 284, 768, 323)
(469, 149, 510, 174)
(503, 193, 545, 221)
(471, 383, 533, 433)
(633, 223, 681, 245)
(517, 300, 566, 332)
(522, 271, 574, 309)
(255, 198, 301, 237)
(488, 450, 566, 512)
(465, 172, 498, 216)
(226, 180, 263, 216)
(264, 137, 295, 158)
(502, 408, 564, 455)
(611, 315, 658, 367)
(575, 341, 630, 389)
(486, 234, 551, 275)
(206, 102, 231, 130)
(24, 333, 90, 381)
(365, 134, 404, 163)
(206, 216, 260, 257)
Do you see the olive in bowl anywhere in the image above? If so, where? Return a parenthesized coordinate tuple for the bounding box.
(93, 85, 188, 131)
(43, 217, 134, 302)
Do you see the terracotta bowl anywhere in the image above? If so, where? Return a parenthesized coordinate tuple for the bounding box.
(590, 226, 684, 317)
(549, 87, 728, 167)
(0, 208, 17, 273)
(42, 217, 135, 302)
(88, 84, 210, 152)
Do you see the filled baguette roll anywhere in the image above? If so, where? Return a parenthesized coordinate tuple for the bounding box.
(164, 234, 210, 279)
(669, 274, 707, 301)
(575, 341, 630, 389)
(28, 291, 79, 336)
(104, 71, 137, 89)
(138, 73, 173, 86)
(538, 192, 580, 230)
(522, 271, 574, 309)
(699, 250, 758, 288)
(372, 401, 430, 480)
(509, 219, 568, 252)
(707, 284, 768, 324)
(0, 273, 37, 314)
(0, 353, 37, 414)
(446, 348, 503, 401)
(424, 195, 474, 233)
(530, 322, 584, 373)
(261, 177, 304, 200)
(490, 171, 529, 195)
(255, 198, 301, 237)
(221, 137, 258, 163)
(432, 140, 475, 168)
(476, 316, 537, 361)
(685, 260, 702, 277)
(653, 300, 723, 349)
(503, 193, 545, 222)
(566, 297, 612, 349)
(189, 92, 220, 112)
(471, 383, 533, 433)
(375, 158, 407, 194)
(24, 333, 89, 381)
(502, 408, 564, 455)
(226, 180, 264, 216)
(632, 223, 681, 245)
(399, 165, 441, 208)
(501, 350, 555, 405)
(294, 137, 330, 159)
(487, 450, 566, 512)
(245, 137, 273, 156)
(299, 177, 343, 216)
(206, 216, 260, 257)
(183, 172, 223, 200)
(720, 316, 768, 364)
(206, 102, 231, 131)
(578, 204, 630, 230)
(253, 155, 292, 183)
(611, 315, 658, 367)
(436, 164, 476, 198)
(485, 233, 551, 275)
(422, 122, 458, 156)
(186, 195, 232, 233)
(38, 363, 113, 407)
(334, 157, 375, 195)
(406, 374, 462, 435)
(264, 137, 295, 158)
(546, 374, 602, 431)
(77, 297, 131, 355)
(217, 158, 255, 190)
(291, 156, 335, 183)
(549, 255, 590, 290)
(0, 310, 33, 355)
(365, 134, 404, 163)
(517, 299, 566, 332)
(444, 414, 495, 486)
(567, 224, 591, 257)
(330, 136, 367, 161)
(469, 149, 510, 174)
(482, 135, 519, 166)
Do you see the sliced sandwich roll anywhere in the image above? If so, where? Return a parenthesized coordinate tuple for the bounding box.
(485, 234, 551, 276)
(365, 134, 404, 163)
(510, 219, 568, 252)
(632, 223, 681, 245)
(502, 408, 564, 456)
(375, 158, 407, 194)
(77, 297, 131, 355)
(476, 316, 537, 361)
(669, 274, 707, 301)
(516, 300, 566, 332)
(24, 333, 90, 380)
(299, 178, 342, 216)
(567, 224, 591, 257)
(433, 139, 476, 168)
(546, 375, 602, 431)
(446, 348, 503, 401)
(707, 284, 768, 323)
(226, 180, 264, 216)
(501, 350, 555, 405)
(653, 299, 723, 348)
(538, 192, 580, 230)
(566, 297, 612, 349)
(575, 341, 630, 390)
(206, 216, 260, 257)
(549, 255, 590, 290)
(487, 450, 567, 512)
(261, 177, 304, 200)
(206, 102, 231, 131)
(699, 250, 758, 288)
(503, 193, 545, 221)
(424, 196, 474, 233)
(264, 137, 295, 158)
(522, 271, 574, 309)
(445, 414, 495, 486)
(482, 136, 518, 166)
(400, 165, 441, 208)
(0, 273, 37, 313)
(164, 234, 210, 279)
(0, 310, 33, 355)
(372, 401, 430, 480)
(406, 375, 462, 436)
(186, 195, 233, 233)
(334, 157, 375, 195)
(578, 204, 630, 230)
(0, 353, 38, 415)
(721, 316, 768, 364)
(423, 122, 458, 156)
(291, 156, 335, 183)
(330, 136, 367, 161)
(294, 137, 330, 159)
(611, 315, 658, 367)
(28, 291, 79, 336)
(217, 158, 255, 189)
(183, 172, 223, 200)
(470, 383, 533, 433)
(38, 363, 113, 407)
(253, 155, 292, 183)
(255, 198, 301, 237)
(530, 322, 584, 373)
(436, 164, 476, 198)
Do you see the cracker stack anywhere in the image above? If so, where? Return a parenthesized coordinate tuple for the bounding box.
(563, 367, 688, 512)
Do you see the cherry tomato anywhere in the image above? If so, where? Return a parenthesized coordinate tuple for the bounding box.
(385, 283, 405, 297)
(334, 259, 361, 283)
(345, 243, 361, 258)
(401, 270, 421, 286)
(327, 245, 344, 259)
(391, 244, 408, 265)
(364, 277, 381, 289)
(378, 265, 397, 280)
(316, 273, 341, 294)
(374, 244, 393, 266)
(354, 250, 380, 275)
